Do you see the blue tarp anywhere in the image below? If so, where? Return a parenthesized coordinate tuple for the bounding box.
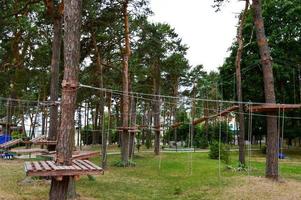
(0, 134, 11, 144)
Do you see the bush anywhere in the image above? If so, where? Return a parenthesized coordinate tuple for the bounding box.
(11, 131, 25, 139)
(194, 134, 209, 149)
(209, 141, 230, 164)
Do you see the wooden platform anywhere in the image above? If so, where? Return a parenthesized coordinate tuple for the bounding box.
(25, 160, 103, 178)
(0, 139, 22, 149)
(30, 135, 46, 143)
(33, 140, 57, 145)
(41, 151, 99, 160)
(248, 104, 301, 113)
(10, 148, 48, 154)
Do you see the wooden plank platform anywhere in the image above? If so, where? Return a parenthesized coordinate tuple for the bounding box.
(41, 151, 99, 160)
(248, 104, 301, 113)
(33, 140, 57, 145)
(10, 148, 48, 154)
(24, 160, 104, 177)
(30, 135, 46, 143)
(0, 139, 22, 149)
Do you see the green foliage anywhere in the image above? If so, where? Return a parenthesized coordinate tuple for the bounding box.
(11, 131, 25, 140)
(194, 131, 209, 149)
(209, 141, 230, 164)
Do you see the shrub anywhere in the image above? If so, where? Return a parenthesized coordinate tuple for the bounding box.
(194, 134, 209, 149)
(209, 141, 230, 164)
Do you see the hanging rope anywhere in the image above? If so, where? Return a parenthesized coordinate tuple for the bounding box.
(218, 101, 222, 182)
(247, 102, 253, 181)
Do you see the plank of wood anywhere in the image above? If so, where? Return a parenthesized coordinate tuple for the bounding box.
(71, 163, 81, 170)
(40, 161, 51, 171)
(33, 162, 42, 171)
(84, 160, 103, 171)
(24, 162, 33, 172)
(73, 160, 88, 170)
(46, 161, 60, 170)
(77, 160, 94, 170)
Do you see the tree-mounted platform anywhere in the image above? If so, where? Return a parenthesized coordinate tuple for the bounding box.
(41, 151, 99, 161)
(24, 160, 104, 180)
(0, 139, 22, 149)
(10, 148, 48, 154)
(33, 140, 57, 145)
(247, 103, 301, 113)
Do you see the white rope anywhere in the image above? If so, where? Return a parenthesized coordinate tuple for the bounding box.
(78, 84, 301, 120)
(218, 101, 222, 182)
(79, 83, 291, 106)
(247, 102, 253, 181)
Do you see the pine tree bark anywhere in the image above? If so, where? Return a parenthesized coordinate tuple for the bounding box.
(49, 0, 82, 199)
(235, 0, 249, 165)
(129, 95, 136, 159)
(153, 63, 161, 155)
(47, 1, 63, 152)
(252, 0, 278, 180)
(121, 0, 130, 166)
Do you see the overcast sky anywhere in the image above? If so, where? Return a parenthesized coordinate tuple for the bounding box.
(149, 0, 245, 72)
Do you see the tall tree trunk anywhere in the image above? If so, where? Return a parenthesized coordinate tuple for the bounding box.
(172, 79, 179, 148)
(153, 63, 161, 155)
(129, 95, 136, 159)
(252, 0, 278, 180)
(49, 0, 82, 199)
(190, 86, 196, 147)
(120, 0, 130, 166)
(48, 16, 62, 151)
(235, 0, 249, 165)
(92, 103, 99, 144)
(102, 93, 112, 168)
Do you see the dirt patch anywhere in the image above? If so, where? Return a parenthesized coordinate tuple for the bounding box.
(221, 176, 301, 200)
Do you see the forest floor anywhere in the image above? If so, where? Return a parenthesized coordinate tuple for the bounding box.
(1, 147, 301, 200)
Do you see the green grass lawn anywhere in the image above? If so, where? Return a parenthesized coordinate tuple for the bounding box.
(1, 148, 301, 200)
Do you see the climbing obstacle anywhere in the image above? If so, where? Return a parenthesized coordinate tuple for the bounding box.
(41, 151, 99, 161)
(24, 160, 104, 180)
(247, 103, 301, 113)
(0, 138, 22, 149)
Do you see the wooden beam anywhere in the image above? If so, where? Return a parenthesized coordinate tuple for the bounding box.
(248, 104, 301, 113)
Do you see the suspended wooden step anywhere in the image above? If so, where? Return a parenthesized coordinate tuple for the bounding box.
(215, 105, 239, 117)
(24, 160, 104, 180)
(248, 103, 301, 113)
(33, 140, 57, 145)
(116, 127, 137, 130)
(192, 117, 208, 126)
(41, 151, 99, 161)
(128, 129, 140, 133)
(0, 139, 22, 149)
(171, 122, 183, 129)
(30, 135, 46, 143)
(10, 148, 48, 154)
